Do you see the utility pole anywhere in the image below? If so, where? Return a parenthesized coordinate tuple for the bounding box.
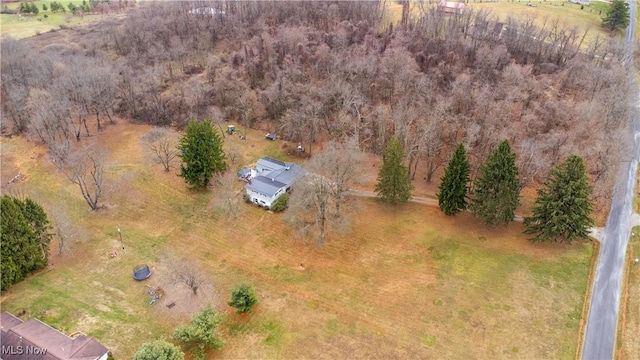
(117, 225, 125, 251)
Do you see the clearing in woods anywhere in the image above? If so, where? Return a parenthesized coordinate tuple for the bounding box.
(0, 122, 592, 359)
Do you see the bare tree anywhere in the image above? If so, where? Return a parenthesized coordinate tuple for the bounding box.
(26, 88, 73, 153)
(49, 204, 87, 255)
(225, 142, 244, 166)
(142, 127, 178, 172)
(287, 172, 333, 246)
(287, 138, 361, 245)
(420, 104, 449, 183)
(310, 138, 363, 218)
(211, 171, 243, 220)
(58, 143, 108, 211)
(167, 255, 207, 296)
(515, 139, 549, 190)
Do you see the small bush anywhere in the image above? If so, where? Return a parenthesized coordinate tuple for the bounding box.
(243, 193, 251, 204)
(228, 284, 258, 314)
(270, 194, 288, 212)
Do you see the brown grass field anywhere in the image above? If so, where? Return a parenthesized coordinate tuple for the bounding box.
(618, 227, 640, 360)
(382, 0, 638, 45)
(0, 121, 593, 359)
(618, 169, 640, 359)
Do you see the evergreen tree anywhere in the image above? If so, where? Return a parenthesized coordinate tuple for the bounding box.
(228, 284, 258, 314)
(374, 136, 413, 204)
(1, 196, 52, 290)
(16, 198, 53, 264)
(178, 120, 226, 190)
(173, 305, 224, 360)
(470, 140, 520, 225)
(28, 3, 39, 14)
(437, 144, 470, 215)
(602, 0, 630, 32)
(134, 340, 184, 360)
(524, 155, 594, 243)
(50, 1, 63, 12)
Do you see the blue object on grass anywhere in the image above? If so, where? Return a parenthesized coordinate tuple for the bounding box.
(133, 264, 151, 281)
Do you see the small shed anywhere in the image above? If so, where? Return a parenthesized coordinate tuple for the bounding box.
(265, 133, 277, 141)
(237, 168, 251, 181)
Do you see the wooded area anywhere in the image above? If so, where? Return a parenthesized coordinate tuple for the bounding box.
(0, 0, 631, 212)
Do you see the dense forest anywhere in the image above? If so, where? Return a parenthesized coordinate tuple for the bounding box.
(0, 0, 631, 212)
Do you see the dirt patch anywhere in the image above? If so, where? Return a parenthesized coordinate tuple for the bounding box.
(146, 256, 222, 321)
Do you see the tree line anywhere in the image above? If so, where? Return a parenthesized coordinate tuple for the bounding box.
(377, 138, 593, 243)
(0, 1, 629, 212)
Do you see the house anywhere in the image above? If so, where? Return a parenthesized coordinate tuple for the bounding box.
(265, 133, 277, 141)
(245, 157, 304, 208)
(0, 312, 109, 360)
(188, 7, 226, 15)
(438, 0, 466, 14)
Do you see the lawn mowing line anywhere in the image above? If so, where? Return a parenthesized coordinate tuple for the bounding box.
(223, 258, 416, 339)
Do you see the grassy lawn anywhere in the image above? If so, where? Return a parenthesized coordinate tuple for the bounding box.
(0, 0, 125, 39)
(471, 0, 639, 43)
(0, 122, 593, 359)
(618, 227, 640, 360)
(383, 0, 638, 44)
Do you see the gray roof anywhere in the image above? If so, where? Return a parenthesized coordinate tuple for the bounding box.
(246, 176, 286, 197)
(264, 163, 305, 186)
(237, 168, 251, 177)
(256, 157, 286, 172)
(0, 312, 109, 360)
(247, 158, 305, 197)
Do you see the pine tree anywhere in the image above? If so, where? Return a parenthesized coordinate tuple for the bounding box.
(524, 155, 594, 243)
(16, 198, 53, 264)
(438, 144, 470, 215)
(228, 284, 258, 314)
(375, 136, 413, 204)
(178, 120, 226, 190)
(173, 305, 224, 360)
(470, 140, 520, 225)
(602, 0, 630, 33)
(1, 195, 52, 290)
(134, 340, 184, 360)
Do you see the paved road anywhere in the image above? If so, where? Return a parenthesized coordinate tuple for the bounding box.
(581, 2, 639, 358)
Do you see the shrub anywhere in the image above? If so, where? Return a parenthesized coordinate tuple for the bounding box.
(134, 340, 184, 360)
(228, 284, 258, 314)
(270, 193, 288, 212)
(173, 305, 224, 360)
